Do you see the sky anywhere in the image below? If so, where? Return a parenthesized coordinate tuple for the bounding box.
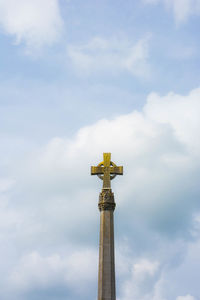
(0, 0, 200, 299)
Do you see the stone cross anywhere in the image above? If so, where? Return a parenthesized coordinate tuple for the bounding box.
(91, 153, 123, 300)
(91, 152, 123, 189)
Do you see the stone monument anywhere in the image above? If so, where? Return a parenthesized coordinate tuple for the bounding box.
(91, 153, 123, 300)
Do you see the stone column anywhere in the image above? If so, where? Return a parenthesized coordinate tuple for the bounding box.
(98, 189, 116, 300)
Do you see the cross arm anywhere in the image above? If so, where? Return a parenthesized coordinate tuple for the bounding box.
(110, 166, 123, 175)
(91, 166, 104, 175)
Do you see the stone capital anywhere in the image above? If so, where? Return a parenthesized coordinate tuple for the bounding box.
(98, 189, 116, 211)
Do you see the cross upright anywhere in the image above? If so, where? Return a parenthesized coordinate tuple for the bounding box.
(91, 153, 123, 189)
(91, 153, 123, 300)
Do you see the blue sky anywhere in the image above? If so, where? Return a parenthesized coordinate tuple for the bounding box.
(0, 0, 200, 299)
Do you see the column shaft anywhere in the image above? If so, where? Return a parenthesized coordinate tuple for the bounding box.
(98, 209, 116, 300)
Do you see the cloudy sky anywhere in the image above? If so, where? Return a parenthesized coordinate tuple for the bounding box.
(0, 0, 200, 299)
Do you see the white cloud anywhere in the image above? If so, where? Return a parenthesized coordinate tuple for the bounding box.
(133, 259, 159, 278)
(144, 0, 200, 23)
(0, 177, 15, 193)
(144, 88, 200, 155)
(176, 295, 196, 300)
(10, 87, 200, 249)
(0, 0, 63, 50)
(1, 87, 200, 299)
(120, 259, 160, 300)
(118, 237, 199, 300)
(67, 35, 151, 78)
(9, 249, 97, 293)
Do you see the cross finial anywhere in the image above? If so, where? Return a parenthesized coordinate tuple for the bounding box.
(91, 153, 123, 189)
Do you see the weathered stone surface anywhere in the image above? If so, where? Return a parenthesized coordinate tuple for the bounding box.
(98, 209, 116, 300)
(98, 189, 116, 300)
(98, 189, 116, 211)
